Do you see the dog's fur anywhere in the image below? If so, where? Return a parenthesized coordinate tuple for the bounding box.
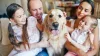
(42, 9, 68, 56)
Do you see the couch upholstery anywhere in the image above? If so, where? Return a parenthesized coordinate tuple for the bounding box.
(0, 18, 13, 56)
(97, 19, 100, 56)
(0, 18, 99, 56)
(0, 18, 11, 45)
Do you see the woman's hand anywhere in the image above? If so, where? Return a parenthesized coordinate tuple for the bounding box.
(77, 49, 87, 56)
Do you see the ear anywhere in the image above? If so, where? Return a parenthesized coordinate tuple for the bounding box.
(9, 18, 16, 25)
(89, 12, 91, 15)
(10, 18, 15, 22)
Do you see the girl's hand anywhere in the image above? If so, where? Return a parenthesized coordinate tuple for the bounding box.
(64, 33, 68, 40)
(88, 30, 94, 44)
(14, 45, 26, 52)
(63, 11, 67, 17)
(64, 33, 71, 41)
(19, 44, 28, 51)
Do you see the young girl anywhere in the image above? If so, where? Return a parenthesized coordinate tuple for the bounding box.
(65, 15, 98, 56)
(7, 3, 43, 56)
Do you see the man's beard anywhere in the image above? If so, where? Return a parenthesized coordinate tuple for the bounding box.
(36, 13, 43, 24)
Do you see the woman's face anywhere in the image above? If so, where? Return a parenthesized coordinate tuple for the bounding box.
(11, 8, 26, 26)
(76, 2, 92, 19)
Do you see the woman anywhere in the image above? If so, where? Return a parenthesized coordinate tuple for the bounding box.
(65, 0, 99, 56)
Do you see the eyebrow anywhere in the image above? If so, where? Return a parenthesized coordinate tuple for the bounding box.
(80, 5, 90, 10)
(85, 9, 89, 11)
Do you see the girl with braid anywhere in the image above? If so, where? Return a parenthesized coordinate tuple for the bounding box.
(7, 3, 45, 56)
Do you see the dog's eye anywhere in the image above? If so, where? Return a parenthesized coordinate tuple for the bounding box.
(58, 15, 62, 18)
(49, 14, 53, 18)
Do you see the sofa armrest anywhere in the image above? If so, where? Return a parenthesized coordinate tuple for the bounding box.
(0, 18, 11, 45)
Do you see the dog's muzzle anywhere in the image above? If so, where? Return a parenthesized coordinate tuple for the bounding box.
(52, 22, 59, 30)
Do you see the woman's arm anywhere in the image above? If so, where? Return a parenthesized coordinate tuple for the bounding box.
(86, 26, 99, 56)
(66, 33, 90, 52)
(66, 26, 74, 33)
(65, 40, 88, 56)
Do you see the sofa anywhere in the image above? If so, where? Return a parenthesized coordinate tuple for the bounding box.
(0, 18, 99, 56)
(0, 18, 13, 56)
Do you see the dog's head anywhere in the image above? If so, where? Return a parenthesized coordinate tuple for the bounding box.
(44, 9, 66, 35)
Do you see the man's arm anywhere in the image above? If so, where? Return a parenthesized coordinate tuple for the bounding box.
(29, 40, 49, 49)
(29, 31, 50, 49)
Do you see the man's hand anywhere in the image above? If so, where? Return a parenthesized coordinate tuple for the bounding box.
(39, 40, 50, 47)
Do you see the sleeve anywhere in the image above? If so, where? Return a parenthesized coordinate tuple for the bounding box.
(27, 16, 39, 42)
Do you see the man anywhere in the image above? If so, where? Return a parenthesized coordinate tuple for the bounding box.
(27, 0, 49, 56)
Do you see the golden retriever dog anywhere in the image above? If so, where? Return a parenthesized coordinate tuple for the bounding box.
(42, 9, 68, 56)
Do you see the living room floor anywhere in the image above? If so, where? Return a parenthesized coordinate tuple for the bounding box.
(0, 41, 13, 56)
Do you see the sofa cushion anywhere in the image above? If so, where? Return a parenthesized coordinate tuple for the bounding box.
(98, 19, 100, 41)
(0, 18, 11, 45)
(0, 20, 1, 41)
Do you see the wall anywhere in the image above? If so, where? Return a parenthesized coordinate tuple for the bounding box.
(0, 0, 14, 15)
(41, 0, 54, 13)
(0, 0, 56, 16)
(0, 0, 21, 15)
(21, 0, 28, 16)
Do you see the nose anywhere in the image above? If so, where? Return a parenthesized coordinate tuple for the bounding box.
(80, 10, 84, 14)
(52, 22, 59, 30)
(80, 21, 84, 26)
(36, 9, 40, 14)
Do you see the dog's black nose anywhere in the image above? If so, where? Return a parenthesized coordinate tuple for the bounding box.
(52, 22, 59, 30)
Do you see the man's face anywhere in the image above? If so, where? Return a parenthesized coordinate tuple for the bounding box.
(29, 0, 43, 20)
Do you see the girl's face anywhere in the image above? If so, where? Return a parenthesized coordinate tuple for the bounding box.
(11, 8, 26, 26)
(78, 16, 93, 31)
(76, 2, 92, 19)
